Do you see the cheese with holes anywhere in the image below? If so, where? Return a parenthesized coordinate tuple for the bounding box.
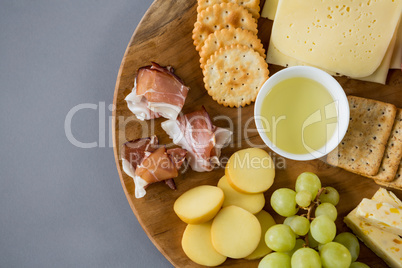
(344, 188, 402, 268)
(267, 23, 398, 84)
(356, 198, 402, 236)
(271, 0, 402, 77)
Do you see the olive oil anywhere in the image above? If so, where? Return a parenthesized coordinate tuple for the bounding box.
(260, 77, 338, 155)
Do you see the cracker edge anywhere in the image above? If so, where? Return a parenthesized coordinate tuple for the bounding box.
(202, 43, 269, 108)
(199, 28, 265, 70)
(192, 2, 258, 52)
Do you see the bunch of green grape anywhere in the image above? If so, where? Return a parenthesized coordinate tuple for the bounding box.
(258, 172, 369, 268)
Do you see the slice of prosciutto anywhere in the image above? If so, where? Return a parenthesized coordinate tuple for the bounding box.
(161, 107, 232, 172)
(121, 136, 187, 198)
(125, 62, 190, 121)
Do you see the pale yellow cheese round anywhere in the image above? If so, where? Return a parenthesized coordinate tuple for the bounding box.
(174, 185, 224, 224)
(225, 148, 275, 194)
(181, 222, 227, 267)
(217, 175, 265, 214)
(211, 206, 261, 259)
(245, 210, 276, 260)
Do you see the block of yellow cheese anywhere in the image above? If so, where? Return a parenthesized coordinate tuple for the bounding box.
(271, 0, 402, 77)
(264, 0, 401, 73)
(356, 198, 402, 237)
(267, 25, 398, 84)
(344, 188, 402, 268)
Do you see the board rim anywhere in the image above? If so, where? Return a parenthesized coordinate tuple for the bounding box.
(111, 0, 179, 265)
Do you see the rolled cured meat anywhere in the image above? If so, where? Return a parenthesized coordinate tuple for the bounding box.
(125, 62, 190, 121)
(161, 107, 232, 172)
(121, 136, 187, 198)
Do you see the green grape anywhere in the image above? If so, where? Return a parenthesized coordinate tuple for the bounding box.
(307, 231, 320, 249)
(334, 232, 360, 262)
(291, 248, 321, 268)
(315, 202, 338, 221)
(295, 172, 322, 199)
(310, 215, 336, 244)
(288, 215, 310, 236)
(319, 187, 340, 206)
(285, 238, 305, 257)
(295, 190, 312, 207)
(265, 224, 296, 252)
(349, 261, 370, 268)
(320, 242, 352, 268)
(270, 188, 298, 217)
(258, 252, 291, 268)
(283, 215, 297, 226)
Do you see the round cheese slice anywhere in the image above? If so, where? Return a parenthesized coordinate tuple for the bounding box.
(211, 206, 261, 259)
(225, 148, 275, 193)
(181, 222, 226, 266)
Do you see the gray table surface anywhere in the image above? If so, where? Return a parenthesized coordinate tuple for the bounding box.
(0, 0, 173, 267)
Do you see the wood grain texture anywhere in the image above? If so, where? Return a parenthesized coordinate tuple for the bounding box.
(112, 0, 402, 267)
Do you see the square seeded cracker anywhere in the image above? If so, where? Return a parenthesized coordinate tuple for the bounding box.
(327, 96, 397, 176)
(368, 109, 402, 181)
(375, 161, 402, 190)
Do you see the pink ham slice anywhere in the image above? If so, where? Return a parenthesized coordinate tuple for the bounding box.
(125, 62, 190, 121)
(121, 136, 187, 198)
(161, 107, 232, 172)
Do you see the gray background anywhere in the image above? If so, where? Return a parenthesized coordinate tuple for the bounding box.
(0, 0, 173, 267)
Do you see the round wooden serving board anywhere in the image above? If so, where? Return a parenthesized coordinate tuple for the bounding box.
(113, 1, 402, 267)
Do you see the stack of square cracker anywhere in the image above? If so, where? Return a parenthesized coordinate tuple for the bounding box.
(192, 0, 270, 108)
(327, 96, 402, 190)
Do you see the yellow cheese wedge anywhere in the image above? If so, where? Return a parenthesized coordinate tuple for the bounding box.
(261, 0, 279, 20)
(271, 0, 402, 77)
(344, 188, 402, 268)
(356, 198, 402, 237)
(267, 23, 398, 84)
(211, 206, 261, 259)
(244, 210, 276, 260)
(217, 175, 265, 214)
(181, 222, 227, 267)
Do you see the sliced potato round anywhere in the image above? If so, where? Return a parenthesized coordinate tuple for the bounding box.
(211, 206, 261, 259)
(182, 222, 227, 267)
(245, 210, 276, 260)
(225, 148, 275, 194)
(174, 185, 224, 224)
(217, 175, 265, 214)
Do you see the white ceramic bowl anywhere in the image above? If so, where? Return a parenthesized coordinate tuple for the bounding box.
(254, 66, 349, 161)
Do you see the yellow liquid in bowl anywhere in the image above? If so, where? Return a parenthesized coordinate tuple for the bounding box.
(260, 77, 338, 155)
